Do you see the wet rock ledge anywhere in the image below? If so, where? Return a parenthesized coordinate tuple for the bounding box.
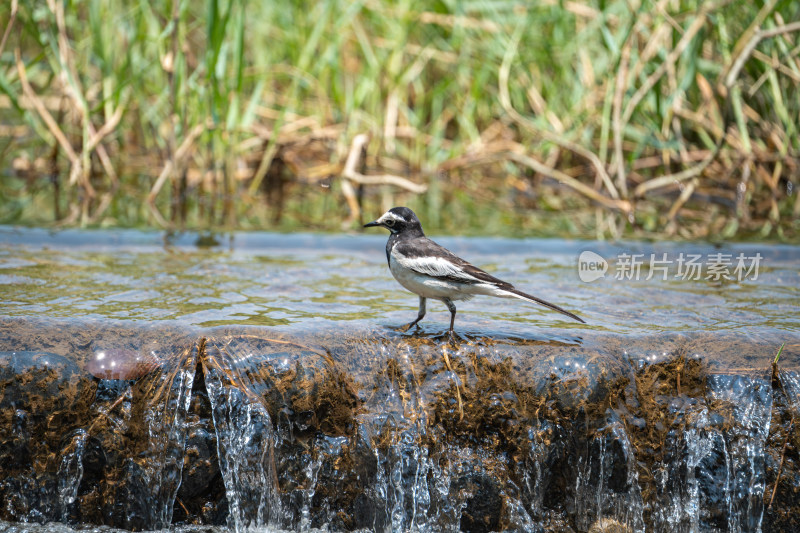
(0, 317, 798, 532)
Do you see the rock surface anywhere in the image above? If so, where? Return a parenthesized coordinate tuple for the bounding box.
(0, 318, 798, 532)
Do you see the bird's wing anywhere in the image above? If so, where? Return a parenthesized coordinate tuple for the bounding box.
(393, 238, 513, 288)
(393, 237, 585, 323)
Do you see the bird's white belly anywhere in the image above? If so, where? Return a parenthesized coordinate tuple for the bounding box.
(389, 254, 475, 300)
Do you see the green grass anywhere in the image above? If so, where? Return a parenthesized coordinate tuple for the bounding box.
(0, 0, 798, 240)
(774, 342, 786, 366)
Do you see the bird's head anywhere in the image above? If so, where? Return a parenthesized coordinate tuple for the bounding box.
(364, 206, 423, 235)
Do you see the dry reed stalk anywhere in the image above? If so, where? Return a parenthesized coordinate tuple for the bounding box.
(0, 0, 17, 58)
(725, 20, 800, 88)
(750, 49, 800, 83)
(436, 140, 518, 172)
(436, 139, 632, 212)
(340, 133, 428, 225)
(47, 0, 94, 208)
(84, 93, 128, 190)
(15, 50, 82, 184)
(372, 37, 459, 64)
(86, 193, 114, 225)
(249, 122, 343, 147)
(633, 150, 712, 171)
(630, 7, 672, 81)
(768, 414, 793, 509)
(147, 122, 209, 226)
(418, 11, 501, 32)
(506, 151, 632, 213)
(18, 0, 128, 223)
(441, 346, 463, 422)
(633, 151, 719, 197)
(667, 178, 699, 221)
(622, 13, 709, 125)
(612, 34, 633, 198)
(498, 22, 622, 204)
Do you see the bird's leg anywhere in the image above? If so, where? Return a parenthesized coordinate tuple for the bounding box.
(400, 296, 426, 332)
(443, 298, 457, 340)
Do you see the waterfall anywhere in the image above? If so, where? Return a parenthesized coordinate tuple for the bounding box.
(0, 324, 794, 532)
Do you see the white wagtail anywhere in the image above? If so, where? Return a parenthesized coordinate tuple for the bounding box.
(364, 207, 585, 338)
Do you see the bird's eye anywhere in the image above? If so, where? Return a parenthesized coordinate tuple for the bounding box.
(385, 219, 395, 227)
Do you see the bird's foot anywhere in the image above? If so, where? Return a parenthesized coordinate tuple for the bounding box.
(395, 321, 420, 333)
(446, 329, 462, 347)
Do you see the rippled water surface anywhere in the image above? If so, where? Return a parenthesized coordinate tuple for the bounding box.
(1, 227, 799, 533)
(1, 227, 797, 339)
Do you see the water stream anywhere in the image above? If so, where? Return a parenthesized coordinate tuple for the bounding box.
(0, 227, 798, 532)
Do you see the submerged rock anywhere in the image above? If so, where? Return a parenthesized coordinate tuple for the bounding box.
(84, 348, 161, 381)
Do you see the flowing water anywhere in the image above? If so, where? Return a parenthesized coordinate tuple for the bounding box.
(0, 227, 798, 533)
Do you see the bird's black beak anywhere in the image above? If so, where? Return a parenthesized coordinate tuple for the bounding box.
(363, 219, 382, 228)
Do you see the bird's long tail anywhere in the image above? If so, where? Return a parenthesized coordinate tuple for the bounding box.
(502, 288, 586, 324)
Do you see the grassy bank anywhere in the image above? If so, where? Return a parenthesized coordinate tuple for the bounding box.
(0, 0, 798, 240)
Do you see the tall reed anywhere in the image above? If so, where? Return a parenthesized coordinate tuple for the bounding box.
(0, 0, 798, 239)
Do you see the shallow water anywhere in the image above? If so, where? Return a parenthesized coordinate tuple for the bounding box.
(0, 227, 799, 533)
(1, 227, 797, 337)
